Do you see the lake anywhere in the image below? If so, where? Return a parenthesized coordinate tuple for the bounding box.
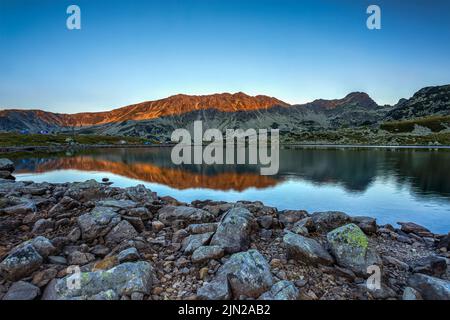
(11, 146, 450, 234)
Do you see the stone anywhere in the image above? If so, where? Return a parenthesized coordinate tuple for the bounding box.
(0, 170, 14, 180)
(125, 184, 157, 203)
(93, 256, 119, 271)
(48, 256, 67, 265)
(90, 245, 111, 257)
(105, 220, 138, 245)
(152, 220, 165, 232)
(197, 249, 273, 300)
(192, 246, 225, 264)
(45, 261, 154, 300)
(402, 287, 423, 300)
(199, 267, 209, 280)
(351, 216, 377, 235)
(398, 222, 433, 237)
(97, 199, 138, 210)
(67, 251, 96, 266)
(437, 233, 450, 251)
(411, 256, 447, 277)
(257, 216, 273, 229)
(278, 210, 308, 227)
(283, 232, 334, 266)
(210, 207, 256, 254)
(158, 206, 214, 225)
(311, 211, 350, 232)
(30, 236, 56, 258)
(77, 206, 121, 241)
(327, 223, 382, 277)
(258, 280, 299, 300)
(2, 200, 37, 215)
(292, 217, 315, 232)
(2, 281, 40, 300)
(117, 247, 140, 263)
(0, 243, 43, 281)
(32, 268, 58, 287)
(407, 273, 450, 300)
(181, 232, 214, 254)
(186, 223, 218, 234)
(0, 158, 15, 172)
(32, 219, 54, 235)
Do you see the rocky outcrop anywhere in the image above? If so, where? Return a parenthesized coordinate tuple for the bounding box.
(327, 224, 382, 276)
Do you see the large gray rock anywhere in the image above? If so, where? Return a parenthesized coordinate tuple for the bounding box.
(411, 256, 447, 277)
(105, 220, 138, 245)
(97, 199, 138, 210)
(186, 223, 218, 234)
(192, 246, 224, 264)
(77, 206, 121, 241)
(0, 170, 14, 180)
(311, 211, 350, 232)
(158, 206, 214, 225)
(398, 222, 433, 237)
(2, 281, 40, 300)
(44, 261, 154, 300)
(32, 219, 54, 235)
(407, 273, 450, 300)
(327, 223, 381, 277)
(0, 243, 43, 281)
(29, 236, 56, 258)
(258, 280, 299, 300)
(402, 287, 423, 300)
(181, 232, 214, 254)
(283, 232, 334, 266)
(0, 158, 15, 172)
(125, 185, 157, 203)
(1, 199, 37, 215)
(209, 207, 256, 254)
(197, 249, 273, 300)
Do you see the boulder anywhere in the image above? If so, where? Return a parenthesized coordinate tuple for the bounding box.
(407, 273, 450, 300)
(197, 249, 273, 300)
(192, 246, 224, 264)
(125, 185, 157, 203)
(32, 219, 54, 235)
(351, 216, 377, 235)
(411, 256, 447, 277)
(67, 251, 96, 266)
(158, 206, 214, 226)
(311, 211, 350, 232)
(398, 222, 433, 238)
(258, 280, 299, 300)
(2, 281, 40, 300)
(283, 232, 334, 266)
(278, 210, 308, 227)
(77, 206, 121, 241)
(44, 261, 154, 300)
(117, 247, 140, 263)
(327, 223, 382, 277)
(97, 199, 138, 210)
(186, 223, 218, 234)
(257, 216, 273, 229)
(437, 233, 450, 251)
(0, 243, 43, 281)
(0, 158, 15, 172)
(181, 232, 214, 254)
(0, 171, 15, 180)
(402, 287, 423, 300)
(29, 236, 56, 258)
(1, 200, 37, 215)
(209, 207, 256, 254)
(105, 220, 138, 245)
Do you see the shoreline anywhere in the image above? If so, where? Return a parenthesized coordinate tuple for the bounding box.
(0, 159, 449, 300)
(1, 143, 450, 155)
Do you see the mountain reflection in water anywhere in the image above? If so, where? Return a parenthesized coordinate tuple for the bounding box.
(11, 147, 450, 233)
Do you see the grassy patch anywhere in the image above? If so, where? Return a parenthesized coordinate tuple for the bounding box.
(0, 133, 146, 147)
(380, 115, 450, 133)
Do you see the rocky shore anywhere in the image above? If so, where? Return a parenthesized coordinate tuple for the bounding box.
(0, 158, 449, 300)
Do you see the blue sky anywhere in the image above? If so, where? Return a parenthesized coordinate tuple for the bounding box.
(0, 0, 449, 112)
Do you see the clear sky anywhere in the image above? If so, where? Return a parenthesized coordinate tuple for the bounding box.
(1, 0, 449, 113)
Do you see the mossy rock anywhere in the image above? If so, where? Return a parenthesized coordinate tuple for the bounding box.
(327, 223, 381, 277)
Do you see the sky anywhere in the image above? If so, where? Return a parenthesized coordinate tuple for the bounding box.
(0, 0, 449, 113)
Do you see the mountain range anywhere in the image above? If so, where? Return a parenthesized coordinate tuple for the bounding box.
(0, 84, 449, 141)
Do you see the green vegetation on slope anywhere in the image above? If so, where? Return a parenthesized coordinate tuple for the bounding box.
(380, 115, 450, 133)
(0, 133, 146, 147)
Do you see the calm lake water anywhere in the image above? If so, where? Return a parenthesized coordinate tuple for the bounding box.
(11, 147, 450, 234)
